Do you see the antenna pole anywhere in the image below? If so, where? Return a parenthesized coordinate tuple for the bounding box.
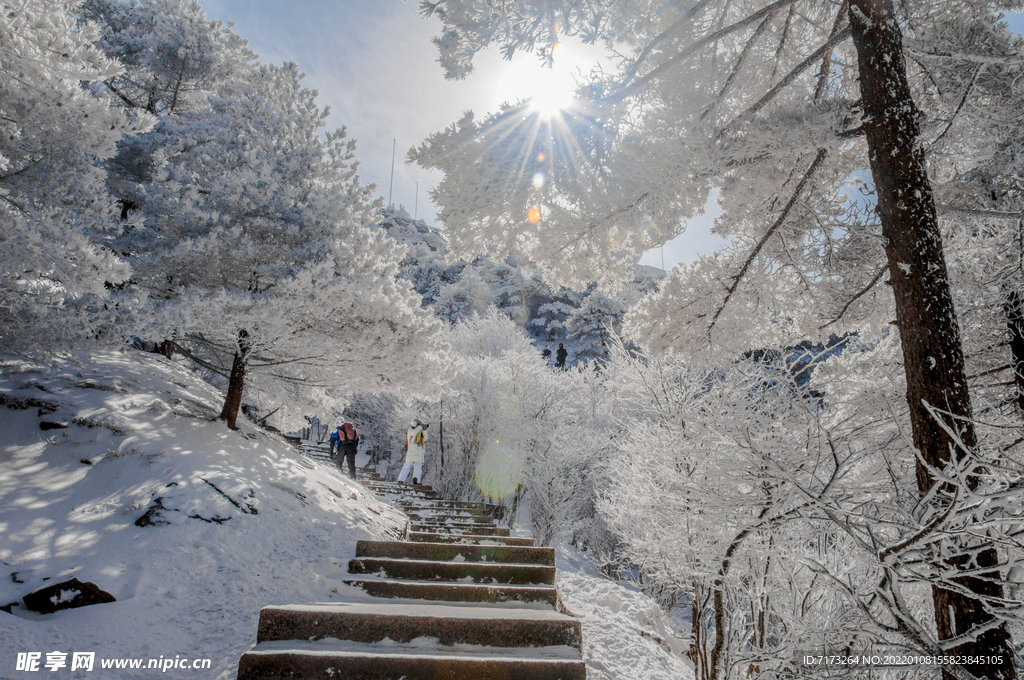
(388, 138, 396, 207)
(415, 182, 419, 219)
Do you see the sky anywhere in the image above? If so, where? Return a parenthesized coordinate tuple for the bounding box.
(195, 1, 1024, 273)
(195, 0, 727, 271)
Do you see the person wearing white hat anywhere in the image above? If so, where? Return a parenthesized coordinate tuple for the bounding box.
(397, 419, 429, 485)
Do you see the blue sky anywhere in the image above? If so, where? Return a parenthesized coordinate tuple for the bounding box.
(195, 1, 1024, 271)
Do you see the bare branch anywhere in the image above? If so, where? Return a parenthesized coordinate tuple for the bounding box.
(708, 147, 828, 337)
(617, 0, 806, 100)
(723, 25, 853, 133)
(930, 63, 983, 147)
(820, 266, 886, 329)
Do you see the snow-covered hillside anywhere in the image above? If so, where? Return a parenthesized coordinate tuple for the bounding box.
(0, 349, 691, 679)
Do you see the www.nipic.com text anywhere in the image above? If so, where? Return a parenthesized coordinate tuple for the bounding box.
(15, 652, 213, 672)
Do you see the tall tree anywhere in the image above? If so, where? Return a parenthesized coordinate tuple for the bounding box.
(87, 0, 439, 429)
(0, 0, 152, 353)
(411, 0, 1021, 675)
(83, 0, 256, 218)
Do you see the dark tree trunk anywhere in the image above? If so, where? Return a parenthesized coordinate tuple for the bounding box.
(219, 329, 250, 431)
(156, 340, 174, 359)
(1006, 291, 1024, 414)
(848, 1, 1016, 677)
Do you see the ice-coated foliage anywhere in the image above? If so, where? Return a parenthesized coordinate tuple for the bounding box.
(413, 4, 1024, 673)
(83, 0, 256, 210)
(431, 311, 609, 545)
(0, 0, 152, 352)
(370, 207, 654, 357)
(411, 0, 1024, 355)
(79, 1, 441, 427)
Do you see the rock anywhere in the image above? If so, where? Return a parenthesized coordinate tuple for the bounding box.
(39, 421, 68, 430)
(22, 578, 115, 614)
(135, 497, 172, 527)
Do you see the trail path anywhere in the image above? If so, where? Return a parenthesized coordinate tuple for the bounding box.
(236, 470, 585, 679)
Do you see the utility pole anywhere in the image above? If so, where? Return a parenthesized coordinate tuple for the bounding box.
(414, 181, 419, 219)
(388, 138, 396, 208)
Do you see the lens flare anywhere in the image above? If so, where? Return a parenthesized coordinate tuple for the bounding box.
(475, 444, 522, 499)
(532, 172, 544, 189)
(527, 206, 541, 224)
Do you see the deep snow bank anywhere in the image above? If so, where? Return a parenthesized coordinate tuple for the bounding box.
(0, 349, 404, 678)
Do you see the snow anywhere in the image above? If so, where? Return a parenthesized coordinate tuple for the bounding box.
(248, 636, 582, 660)
(556, 546, 694, 680)
(266, 601, 574, 621)
(1, 348, 692, 679)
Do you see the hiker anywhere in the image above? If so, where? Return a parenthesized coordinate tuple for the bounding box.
(328, 421, 342, 456)
(336, 421, 359, 480)
(555, 343, 568, 369)
(398, 419, 428, 485)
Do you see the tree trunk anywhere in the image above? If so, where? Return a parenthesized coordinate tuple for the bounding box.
(155, 339, 174, 359)
(848, 1, 1016, 677)
(219, 329, 250, 430)
(1006, 291, 1024, 414)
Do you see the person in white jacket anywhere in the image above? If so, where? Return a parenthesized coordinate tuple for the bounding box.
(398, 419, 429, 485)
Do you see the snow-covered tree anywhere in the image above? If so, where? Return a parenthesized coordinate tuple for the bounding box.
(85, 7, 439, 429)
(0, 0, 152, 352)
(412, 1, 1024, 672)
(423, 309, 604, 544)
(83, 0, 255, 216)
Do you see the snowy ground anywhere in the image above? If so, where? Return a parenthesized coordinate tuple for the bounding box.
(0, 348, 691, 679)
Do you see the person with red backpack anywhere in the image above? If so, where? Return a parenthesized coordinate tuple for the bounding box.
(336, 421, 359, 480)
(398, 419, 428, 485)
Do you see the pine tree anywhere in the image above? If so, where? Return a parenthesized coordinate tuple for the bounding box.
(87, 1, 439, 429)
(0, 0, 152, 353)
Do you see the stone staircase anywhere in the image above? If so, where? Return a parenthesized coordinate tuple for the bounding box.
(295, 441, 333, 464)
(236, 472, 586, 679)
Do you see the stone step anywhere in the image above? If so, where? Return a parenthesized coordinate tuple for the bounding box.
(343, 577, 559, 607)
(407, 531, 535, 546)
(255, 602, 581, 649)
(348, 557, 555, 585)
(404, 511, 496, 524)
(401, 504, 492, 516)
(398, 499, 493, 513)
(237, 642, 585, 680)
(355, 540, 554, 565)
(374, 489, 439, 500)
(361, 481, 434, 493)
(409, 523, 510, 536)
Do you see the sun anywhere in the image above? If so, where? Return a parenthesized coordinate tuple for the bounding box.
(495, 41, 588, 117)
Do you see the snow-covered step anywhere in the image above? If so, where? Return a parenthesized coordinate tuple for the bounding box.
(298, 447, 333, 464)
(255, 602, 581, 649)
(355, 540, 553, 565)
(404, 511, 497, 525)
(398, 499, 495, 513)
(370, 488, 439, 500)
(342, 576, 560, 607)
(348, 556, 555, 585)
(407, 531, 535, 546)
(237, 473, 583, 680)
(361, 481, 435, 493)
(237, 638, 585, 680)
(409, 523, 510, 536)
